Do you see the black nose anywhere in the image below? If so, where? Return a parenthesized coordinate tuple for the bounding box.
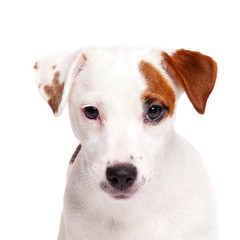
(106, 164, 137, 191)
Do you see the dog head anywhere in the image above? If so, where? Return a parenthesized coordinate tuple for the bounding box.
(34, 47, 217, 200)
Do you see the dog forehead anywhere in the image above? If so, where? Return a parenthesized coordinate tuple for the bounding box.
(78, 48, 168, 93)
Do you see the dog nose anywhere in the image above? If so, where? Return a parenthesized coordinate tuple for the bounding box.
(106, 164, 137, 191)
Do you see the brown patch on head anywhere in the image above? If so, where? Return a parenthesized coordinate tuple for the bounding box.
(44, 71, 64, 113)
(70, 144, 82, 164)
(139, 61, 175, 117)
(161, 49, 217, 114)
(38, 83, 42, 89)
(52, 65, 56, 70)
(33, 62, 38, 70)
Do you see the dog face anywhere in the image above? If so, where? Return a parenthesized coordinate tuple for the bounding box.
(34, 47, 217, 200)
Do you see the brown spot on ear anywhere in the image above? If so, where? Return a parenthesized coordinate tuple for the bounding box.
(52, 65, 56, 70)
(74, 54, 87, 78)
(52, 71, 60, 85)
(38, 83, 42, 89)
(44, 71, 64, 113)
(139, 61, 175, 117)
(70, 144, 82, 164)
(33, 62, 38, 70)
(82, 54, 87, 62)
(161, 49, 217, 114)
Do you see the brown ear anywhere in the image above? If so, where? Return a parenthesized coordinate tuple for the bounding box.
(161, 49, 217, 114)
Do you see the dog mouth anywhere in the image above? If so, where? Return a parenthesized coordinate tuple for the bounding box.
(100, 182, 138, 200)
(111, 188, 138, 199)
(112, 194, 132, 199)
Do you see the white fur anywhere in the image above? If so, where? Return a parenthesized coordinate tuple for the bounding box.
(35, 47, 217, 240)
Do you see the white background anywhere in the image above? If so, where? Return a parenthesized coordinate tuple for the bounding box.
(0, 0, 239, 239)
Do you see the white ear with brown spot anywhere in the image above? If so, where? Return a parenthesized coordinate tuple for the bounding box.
(34, 50, 87, 116)
(161, 49, 217, 114)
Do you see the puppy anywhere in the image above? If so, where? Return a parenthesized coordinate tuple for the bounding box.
(34, 47, 218, 240)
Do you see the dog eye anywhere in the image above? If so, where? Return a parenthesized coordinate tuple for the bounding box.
(146, 104, 166, 122)
(84, 106, 99, 120)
